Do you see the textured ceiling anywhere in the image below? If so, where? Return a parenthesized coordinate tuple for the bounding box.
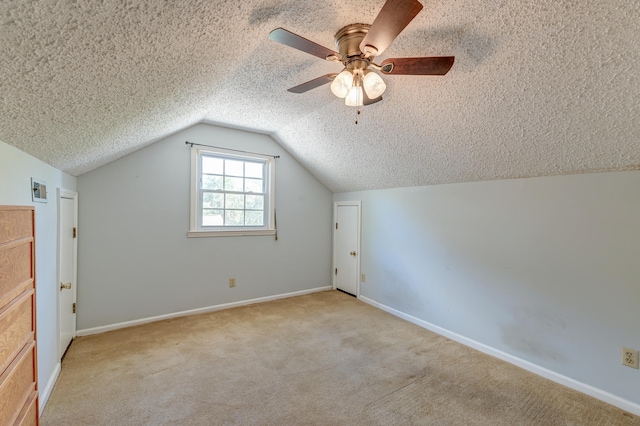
(1, 0, 639, 192)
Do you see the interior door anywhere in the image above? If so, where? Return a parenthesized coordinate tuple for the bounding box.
(58, 193, 77, 357)
(334, 202, 360, 296)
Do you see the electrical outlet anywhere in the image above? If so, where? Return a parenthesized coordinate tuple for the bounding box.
(622, 347, 638, 369)
(361, 273, 366, 282)
(229, 278, 236, 288)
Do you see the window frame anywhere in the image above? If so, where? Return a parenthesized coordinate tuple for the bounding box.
(188, 146, 276, 237)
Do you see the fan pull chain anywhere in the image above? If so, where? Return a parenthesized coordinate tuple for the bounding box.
(355, 83, 361, 124)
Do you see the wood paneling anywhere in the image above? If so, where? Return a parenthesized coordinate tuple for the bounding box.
(0, 206, 38, 425)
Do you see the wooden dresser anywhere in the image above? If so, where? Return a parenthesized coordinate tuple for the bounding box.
(0, 206, 39, 426)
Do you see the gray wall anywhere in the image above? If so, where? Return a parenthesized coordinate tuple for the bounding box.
(0, 140, 77, 410)
(77, 123, 333, 329)
(335, 170, 640, 409)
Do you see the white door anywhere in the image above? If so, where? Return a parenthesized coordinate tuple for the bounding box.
(334, 202, 360, 296)
(58, 191, 77, 358)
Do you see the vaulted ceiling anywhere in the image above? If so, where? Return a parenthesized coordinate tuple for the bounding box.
(1, 0, 639, 192)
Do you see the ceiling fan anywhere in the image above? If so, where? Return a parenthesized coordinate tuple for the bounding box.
(269, 0, 454, 109)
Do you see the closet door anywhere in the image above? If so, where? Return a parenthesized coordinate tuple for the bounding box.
(0, 206, 38, 425)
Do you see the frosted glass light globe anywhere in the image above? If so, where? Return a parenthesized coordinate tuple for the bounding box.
(363, 71, 386, 99)
(345, 85, 364, 107)
(330, 70, 354, 98)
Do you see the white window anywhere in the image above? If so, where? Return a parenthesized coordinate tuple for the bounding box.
(189, 146, 275, 237)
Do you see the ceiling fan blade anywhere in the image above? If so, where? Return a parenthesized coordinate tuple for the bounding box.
(287, 74, 337, 94)
(269, 28, 340, 60)
(380, 56, 455, 75)
(359, 0, 423, 56)
(363, 95, 383, 106)
(363, 90, 383, 106)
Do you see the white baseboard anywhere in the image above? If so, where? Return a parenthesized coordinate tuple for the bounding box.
(359, 296, 640, 417)
(77, 286, 333, 336)
(39, 361, 61, 415)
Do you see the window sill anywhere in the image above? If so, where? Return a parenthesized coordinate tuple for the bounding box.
(187, 229, 277, 238)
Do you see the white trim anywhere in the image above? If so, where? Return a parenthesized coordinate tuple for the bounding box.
(189, 146, 198, 232)
(359, 296, 640, 417)
(187, 229, 276, 238)
(190, 146, 276, 235)
(56, 188, 78, 360)
(39, 361, 61, 415)
(77, 286, 332, 336)
(333, 201, 362, 297)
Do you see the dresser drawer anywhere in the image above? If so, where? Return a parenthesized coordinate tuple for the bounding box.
(0, 208, 34, 244)
(0, 342, 36, 426)
(0, 240, 34, 308)
(15, 390, 38, 426)
(0, 290, 35, 376)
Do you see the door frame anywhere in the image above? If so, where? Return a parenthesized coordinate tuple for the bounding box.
(333, 201, 362, 297)
(57, 188, 78, 359)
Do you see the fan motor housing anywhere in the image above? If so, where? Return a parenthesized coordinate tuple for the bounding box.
(334, 24, 370, 59)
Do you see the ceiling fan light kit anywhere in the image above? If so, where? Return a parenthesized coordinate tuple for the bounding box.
(331, 67, 386, 106)
(269, 0, 454, 116)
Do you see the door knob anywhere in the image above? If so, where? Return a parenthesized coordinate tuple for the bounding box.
(350, 251, 357, 256)
(60, 282, 72, 291)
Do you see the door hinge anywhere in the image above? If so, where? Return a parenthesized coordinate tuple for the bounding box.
(335, 222, 338, 229)
(72, 303, 76, 314)
(335, 268, 338, 275)
(73, 227, 77, 238)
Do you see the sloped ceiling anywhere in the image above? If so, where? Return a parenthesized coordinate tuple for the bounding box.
(1, 0, 639, 192)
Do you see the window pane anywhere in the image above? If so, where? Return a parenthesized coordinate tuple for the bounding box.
(245, 162, 263, 178)
(245, 194, 264, 210)
(202, 156, 223, 175)
(245, 178, 263, 193)
(203, 193, 223, 209)
(225, 210, 244, 226)
(226, 194, 244, 209)
(245, 211, 263, 226)
(202, 174, 223, 190)
(203, 209, 224, 226)
(194, 149, 272, 232)
(224, 176, 243, 192)
(225, 159, 244, 177)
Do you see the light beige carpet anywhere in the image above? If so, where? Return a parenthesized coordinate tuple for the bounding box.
(42, 291, 638, 425)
